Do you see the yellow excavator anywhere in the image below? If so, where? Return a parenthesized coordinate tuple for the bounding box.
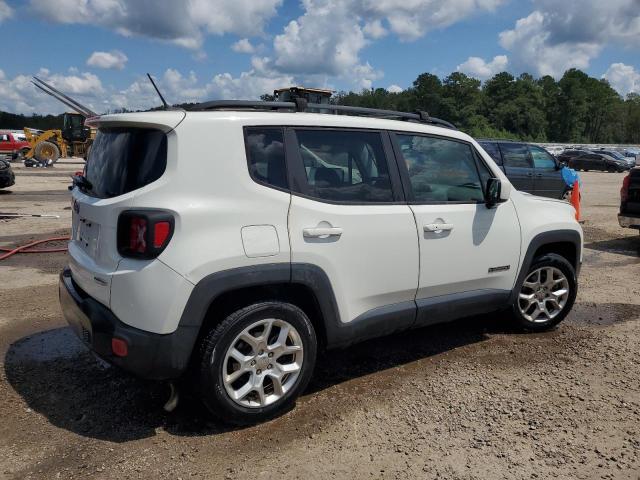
(24, 77, 96, 165)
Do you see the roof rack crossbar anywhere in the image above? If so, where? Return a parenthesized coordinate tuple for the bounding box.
(190, 100, 456, 129)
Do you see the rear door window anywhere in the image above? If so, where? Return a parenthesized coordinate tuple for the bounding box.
(85, 128, 167, 199)
(292, 129, 394, 203)
(500, 143, 532, 168)
(529, 145, 557, 169)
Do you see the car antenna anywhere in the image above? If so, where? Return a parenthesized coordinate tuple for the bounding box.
(147, 73, 169, 110)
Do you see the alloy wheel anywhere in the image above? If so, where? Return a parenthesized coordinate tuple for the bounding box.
(222, 318, 304, 408)
(518, 267, 570, 323)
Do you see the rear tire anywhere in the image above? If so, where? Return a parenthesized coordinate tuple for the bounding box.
(510, 253, 577, 332)
(198, 301, 317, 425)
(34, 141, 60, 164)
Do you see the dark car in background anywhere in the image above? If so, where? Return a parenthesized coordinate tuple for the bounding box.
(568, 152, 629, 172)
(619, 168, 640, 232)
(0, 157, 15, 189)
(557, 149, 593, 165)
(477, 140, 569, 199)
(597, 149, 635, 169)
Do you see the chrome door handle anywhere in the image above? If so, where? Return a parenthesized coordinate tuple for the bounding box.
(303, 227, 343, 238)
(424, 223, 454, 232)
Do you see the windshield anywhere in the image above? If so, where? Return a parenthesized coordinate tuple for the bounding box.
(604, 151, 625, 160)
(84, 127, 167, 198)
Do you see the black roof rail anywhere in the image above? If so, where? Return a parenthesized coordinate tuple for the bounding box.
(189, 100, 457, 129)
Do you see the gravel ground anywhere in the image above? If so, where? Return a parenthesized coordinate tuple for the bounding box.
(0, 159, 638, 480)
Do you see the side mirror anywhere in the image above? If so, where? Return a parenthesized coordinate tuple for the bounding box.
(486, 177, 502, 208)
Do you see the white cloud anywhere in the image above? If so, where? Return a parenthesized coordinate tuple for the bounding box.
(0, 65, 295, 115)
(0, 68, 104, 115)
(603, 63, 640, 97)
(387, 84, 403, 93)
(499, 1, 640, 78)
(87, 50, 128, 70)
(29, 0, 282, 50)
(360, 0, 505, 41)
(231, 38, 255, 54)
(273, 2, 367, 77)
(456, 54, 508, 80)
(0, 0, 13, 22)
(111, 67, 294, 112)
(268, 0, 505, 90)
(363, 20, 387, 39)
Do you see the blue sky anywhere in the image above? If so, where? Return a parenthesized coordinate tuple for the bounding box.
(0, 0, 638, 114)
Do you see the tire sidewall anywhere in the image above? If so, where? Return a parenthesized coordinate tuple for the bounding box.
(199, 302, 317, 424)
(512, 253, 577, 332)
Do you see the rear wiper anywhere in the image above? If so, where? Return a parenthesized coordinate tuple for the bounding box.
(71, 174, 93, 191)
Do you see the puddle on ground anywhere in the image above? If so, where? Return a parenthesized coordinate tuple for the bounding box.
(568, 302, 640, 326)
(5, 327, 87, 362)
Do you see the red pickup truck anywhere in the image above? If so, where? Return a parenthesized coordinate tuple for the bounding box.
(0, 131, 30, 160)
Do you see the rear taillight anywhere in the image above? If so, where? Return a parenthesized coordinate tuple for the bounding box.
(621, 174, 631, 203)
(117, 210, 174, 259)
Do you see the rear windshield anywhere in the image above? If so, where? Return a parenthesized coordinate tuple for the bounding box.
(84, 127, 167, 198)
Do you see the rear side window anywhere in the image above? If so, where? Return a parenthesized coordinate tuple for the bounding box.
(529, 145, 556, 169)
(85, 128, 166, 199)
(395, 134, 485, 203)
(478, 142, 502, 164)
(500, 143, 532, 168)
(245, 127, 288, 190)
(293, 129, 394, 203)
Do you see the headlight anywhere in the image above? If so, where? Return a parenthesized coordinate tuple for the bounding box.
(0, 160, 8, 170)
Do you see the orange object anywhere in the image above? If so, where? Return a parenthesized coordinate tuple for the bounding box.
(570, 180, 581, 221)
(0, 236, 69, 261)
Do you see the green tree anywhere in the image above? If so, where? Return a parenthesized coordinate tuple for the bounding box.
(439, 72, 482, 130)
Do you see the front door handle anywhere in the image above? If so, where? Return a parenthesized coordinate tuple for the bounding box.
(424, 223, 454, 233)
(526, 172, 534, 177)
(536, 173, 543, 177)
(303, 227, 343, 238)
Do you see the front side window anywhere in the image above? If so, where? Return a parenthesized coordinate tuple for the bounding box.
(500, 143, 532, 168)
(396, 134, 485, 203)
(529, 145, 557, 169)
(294, 129, 394, 203)
(245, 127, 288, 190)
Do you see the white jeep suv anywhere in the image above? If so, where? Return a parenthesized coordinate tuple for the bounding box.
(59, 101, 582, 425)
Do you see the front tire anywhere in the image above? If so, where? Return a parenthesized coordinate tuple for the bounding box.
(510, 253, 577, 332)
(198, 302, 317, 425)
(34, 141, 60, 164)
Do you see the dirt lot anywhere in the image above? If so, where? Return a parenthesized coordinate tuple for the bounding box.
(0, 159, 638, 480)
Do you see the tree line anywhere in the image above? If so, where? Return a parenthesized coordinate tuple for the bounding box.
(3, 68, 639, 144)
(333, 69, 640, 144)
(0, 111, 65, 131)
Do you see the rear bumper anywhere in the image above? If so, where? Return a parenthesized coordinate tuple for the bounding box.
(59, 267, 199, 380)
(618, 214, 640, 229)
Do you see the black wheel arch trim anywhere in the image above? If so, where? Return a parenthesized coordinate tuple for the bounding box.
(508, 229, 582, 304)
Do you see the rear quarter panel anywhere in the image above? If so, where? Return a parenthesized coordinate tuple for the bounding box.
(150, 116, 292, 284)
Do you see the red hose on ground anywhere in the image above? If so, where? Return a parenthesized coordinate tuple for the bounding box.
(0, 236, 70, 261)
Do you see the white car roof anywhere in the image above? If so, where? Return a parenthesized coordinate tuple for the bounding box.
(91, 109, 474, 144)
